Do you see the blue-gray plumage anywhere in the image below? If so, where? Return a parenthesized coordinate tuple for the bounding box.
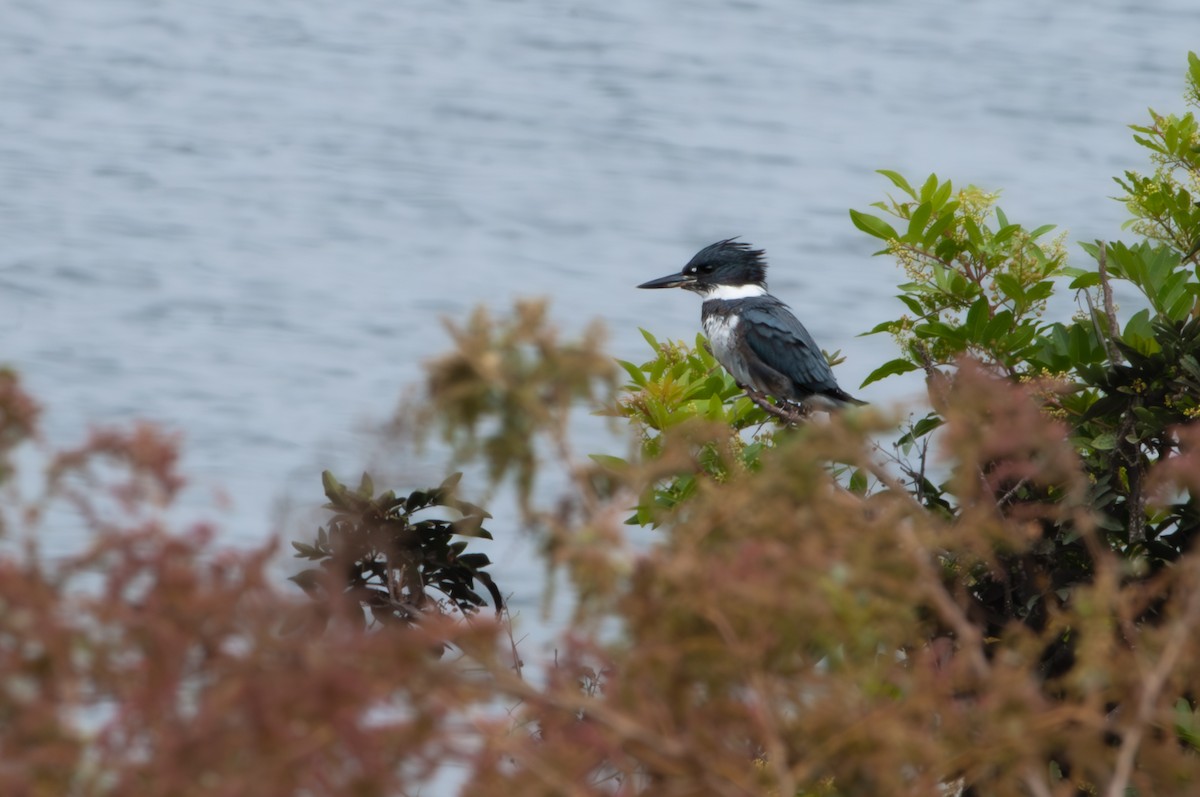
(638, 239, 865, 410)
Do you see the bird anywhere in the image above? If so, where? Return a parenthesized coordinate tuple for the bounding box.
(637, 238, 865, 412)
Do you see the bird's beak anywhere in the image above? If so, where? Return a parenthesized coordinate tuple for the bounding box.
(637, 271, 695, 290)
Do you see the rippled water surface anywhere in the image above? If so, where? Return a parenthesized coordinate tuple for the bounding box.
(3, 0, 1199, 617)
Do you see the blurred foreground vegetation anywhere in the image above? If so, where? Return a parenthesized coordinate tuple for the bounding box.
(3, 52, 1200, 797)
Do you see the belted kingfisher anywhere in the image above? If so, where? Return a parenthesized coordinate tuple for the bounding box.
(638, 239, 865, 411)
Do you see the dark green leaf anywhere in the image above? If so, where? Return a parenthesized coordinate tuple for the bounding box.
(861, 358, 919, 387)
(457, 553, 492, 568)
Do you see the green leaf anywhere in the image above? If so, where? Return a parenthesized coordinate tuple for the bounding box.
(1003, 323, 1038, 352)
(911, 414, 944, 439)
(1175, 695, 1200, 750)
(1131, 134, 1167, 155)
(896, 413, 944, 449)
(962, 217, 984, 246)
(861, 358, 919, 387)
(919, 173, 939, 202)
(922, 207, 959, 247)
(907, 202, 933, 239)
(357, 471, 374, 498)
(406, 490, 429, 512)
(617, 358, 648, 386)
(450, 515, 486, 536)
(864, 319, 902, 335)
(991, 223, 1020, 246)
(288, 569, 324, 594)
(877, 169, 917, 198)
(1026, 281, 1054, 302)
(322, 470, 341, 498)
(588, 454, 627, 472)
(1122, 308, 1158, 354)
(897, 294, 925, 316)
(965, 297, 989, 339)
(930, 179, 953, 209)
(849, 209, 900, 241)
(439, 474, 462, 496)
(457, 553, 491, 569)
(707, 392, 724, 419)
(982, 310, 1014, 344)
(993, 273, 1024, 302)
(1168, 291, 1196, 321)
(1068, 272, 1102, 290)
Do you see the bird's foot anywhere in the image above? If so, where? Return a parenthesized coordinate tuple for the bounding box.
(742, 388, 811, 426)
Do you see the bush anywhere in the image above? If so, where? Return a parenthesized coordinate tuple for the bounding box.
(289, 470, 501, 632)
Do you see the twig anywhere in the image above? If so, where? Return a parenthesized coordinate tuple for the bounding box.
(995, 476, 1030, 508)
(1096, 241, 1125, 365)
(503, 604, 525, 680)
(1124, 434, 1147, 545)
(915, 435, 930, 505)
(912, 341, 938, 379)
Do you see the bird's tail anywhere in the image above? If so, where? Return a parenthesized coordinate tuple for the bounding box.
(812, 387, 867, 410)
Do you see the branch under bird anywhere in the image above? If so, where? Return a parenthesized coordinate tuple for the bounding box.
(637, 239, 865, 413)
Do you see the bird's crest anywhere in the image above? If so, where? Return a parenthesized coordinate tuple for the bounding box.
(687, 237, 769, 285)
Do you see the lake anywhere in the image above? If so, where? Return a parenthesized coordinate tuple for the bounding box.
(3, 0, 1198, 629)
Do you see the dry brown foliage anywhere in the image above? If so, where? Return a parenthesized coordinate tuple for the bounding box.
(0, 370, 506, 796)
(5, 309, 1200, 796)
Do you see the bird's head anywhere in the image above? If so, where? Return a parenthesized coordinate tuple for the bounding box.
(637, 239, 768, 298)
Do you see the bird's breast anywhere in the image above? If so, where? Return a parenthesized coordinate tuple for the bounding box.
(702, 313, 754, 386)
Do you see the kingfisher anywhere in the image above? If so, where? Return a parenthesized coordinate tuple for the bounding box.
(637, 239, 865, 411)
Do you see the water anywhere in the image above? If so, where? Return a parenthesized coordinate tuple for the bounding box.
(3, 0, 1198, 614)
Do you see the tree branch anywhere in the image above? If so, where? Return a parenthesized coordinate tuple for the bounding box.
(743, 389, 813, 426)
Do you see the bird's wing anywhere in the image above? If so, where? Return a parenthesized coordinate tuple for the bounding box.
(739, 300, 839, 395)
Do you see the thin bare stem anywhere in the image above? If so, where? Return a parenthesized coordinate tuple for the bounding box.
(1096, 241, 1125, 365)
